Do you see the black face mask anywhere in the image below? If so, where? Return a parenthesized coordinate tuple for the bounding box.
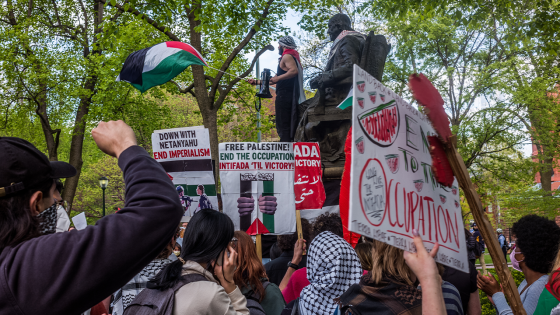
(36, 201, 58, 235)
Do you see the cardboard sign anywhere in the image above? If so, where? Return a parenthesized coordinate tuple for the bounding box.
(349, 65, 468, 272)
(294, 142, 325, 210)
(151, 127, 218, 215)
(219, 142, 296, 235)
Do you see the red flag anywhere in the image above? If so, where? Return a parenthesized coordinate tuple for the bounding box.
(340, 129, 361, 247)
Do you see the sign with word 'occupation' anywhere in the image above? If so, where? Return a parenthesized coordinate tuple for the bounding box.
(152, 127, 218, 215)
(349, 65, 468, 272)
(294, 143, 325, 210)
(219, 142, 296, 235)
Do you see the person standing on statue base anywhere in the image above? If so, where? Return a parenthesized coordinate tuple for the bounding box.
(249, 36, 305, 142)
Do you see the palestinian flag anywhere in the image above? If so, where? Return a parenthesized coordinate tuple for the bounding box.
(117, 41, 207, 93)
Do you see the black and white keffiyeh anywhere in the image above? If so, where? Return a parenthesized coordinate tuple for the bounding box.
(111, 258, 174, 315)
(37, 202, 58, 235)
(299, 231, 362, 315)
(278, 35, 297, 49)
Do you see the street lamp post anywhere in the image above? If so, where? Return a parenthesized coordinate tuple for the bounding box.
(99, 177, 109, 217)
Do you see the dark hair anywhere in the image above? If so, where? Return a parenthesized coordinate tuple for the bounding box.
(150, 209, 234, 290)
(233, 231, 267, 302)
(312, 213, 343, 238)
(269, 242, 282, 260)
(55, 179, 63, 194)
(156, 227, 181, 259)
(0, 179, 54, 250)
(277, 218, 311, 252)
(197, 184, 204, 194)
(512, 214, 560, 273)
(355, 242, 373, 270)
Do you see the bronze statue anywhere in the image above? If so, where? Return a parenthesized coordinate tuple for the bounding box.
(295, 13, 390, 168)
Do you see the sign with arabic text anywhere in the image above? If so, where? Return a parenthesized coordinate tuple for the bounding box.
(294, 143, 325, 210)
(349, 65, 468, 272)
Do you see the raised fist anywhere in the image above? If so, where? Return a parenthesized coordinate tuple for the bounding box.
(259, 195, 277, 215)
(237, 197, 254, 217)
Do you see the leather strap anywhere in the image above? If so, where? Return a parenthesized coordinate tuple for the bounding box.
(0, 182, 25, 197)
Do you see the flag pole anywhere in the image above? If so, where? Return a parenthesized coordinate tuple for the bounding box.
(255, 54, 263, 261)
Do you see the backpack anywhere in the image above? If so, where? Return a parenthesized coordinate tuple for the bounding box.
(473, 241, 482, 258)
(242, 281, 270, 315)
(123, 274, 207, 315)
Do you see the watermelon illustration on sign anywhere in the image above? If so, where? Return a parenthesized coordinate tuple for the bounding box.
(357, 81, 366, 93)
(356, 136, 365, 154)
(369, 91, 377, 103)
(440, 194, 447, 204)
(358, 100, 400, 147)
(452, 185, 458, 195)
(413, 179, 424, 192)
(385, 154, 399, 174)
(358, 97, 365, 108)
(380, 94, 385, 102)
(454, 200, 459, 208)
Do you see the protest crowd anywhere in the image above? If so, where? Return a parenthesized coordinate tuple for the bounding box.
(1, 120, 560, 315)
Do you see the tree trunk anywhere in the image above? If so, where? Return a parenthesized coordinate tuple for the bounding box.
(62, 77, 97, 212)
(36, 82, 59, 161)
(62, 0, 103, 212)
(201, 105, 219, 183)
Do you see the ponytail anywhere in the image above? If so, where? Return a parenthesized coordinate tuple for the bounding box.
(148, 259, 184, 290)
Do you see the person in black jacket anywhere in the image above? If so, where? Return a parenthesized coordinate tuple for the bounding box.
(0, 120, 183, 315)
(472, 223, 485, 255)
(466, 228, 477, 266)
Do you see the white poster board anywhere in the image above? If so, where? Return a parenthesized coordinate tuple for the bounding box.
(151, 126, 218, 215)
(349, 65, 468, 272)
(219, 142, 296, 235)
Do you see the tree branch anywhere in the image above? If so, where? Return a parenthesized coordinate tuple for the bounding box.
(208, 0, 275, 106)
(213, 44, 274, 110)
(99, 0, 180, 41)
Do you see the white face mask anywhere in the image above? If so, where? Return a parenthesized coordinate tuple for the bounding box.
(55, 205, 71, 233)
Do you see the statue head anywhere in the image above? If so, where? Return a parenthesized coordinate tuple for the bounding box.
(327, 14, 353, 41)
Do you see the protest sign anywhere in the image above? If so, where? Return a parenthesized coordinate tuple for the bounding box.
(349, 64, 468, 272)
(219, 142, 296, 235)
(294, 142, 325, 210)
(152, 126, 217, 215)
(72, 212, 87, 230)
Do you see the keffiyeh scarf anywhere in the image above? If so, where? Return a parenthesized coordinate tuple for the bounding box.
(279, 35, 297, 49)
(299, 231, 362, 315)
(112, 258, 173, 315)
(328, 30, 366, 61)
(37, 202, 58, 235)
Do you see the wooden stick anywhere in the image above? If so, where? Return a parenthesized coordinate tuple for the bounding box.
(444, 135, 525, 315)
(256, 234, 262, 260)
(480, 252, 488, 276)
(296, 209, 306, 255)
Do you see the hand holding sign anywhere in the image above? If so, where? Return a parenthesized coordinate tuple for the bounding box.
(237, 197, 254, 216)
(258, 195, 277, 215)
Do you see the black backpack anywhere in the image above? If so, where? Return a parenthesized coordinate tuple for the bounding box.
(473, 241, 482, 258)
(242, 281, 269, 315)
(123, 274, 207, 315)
